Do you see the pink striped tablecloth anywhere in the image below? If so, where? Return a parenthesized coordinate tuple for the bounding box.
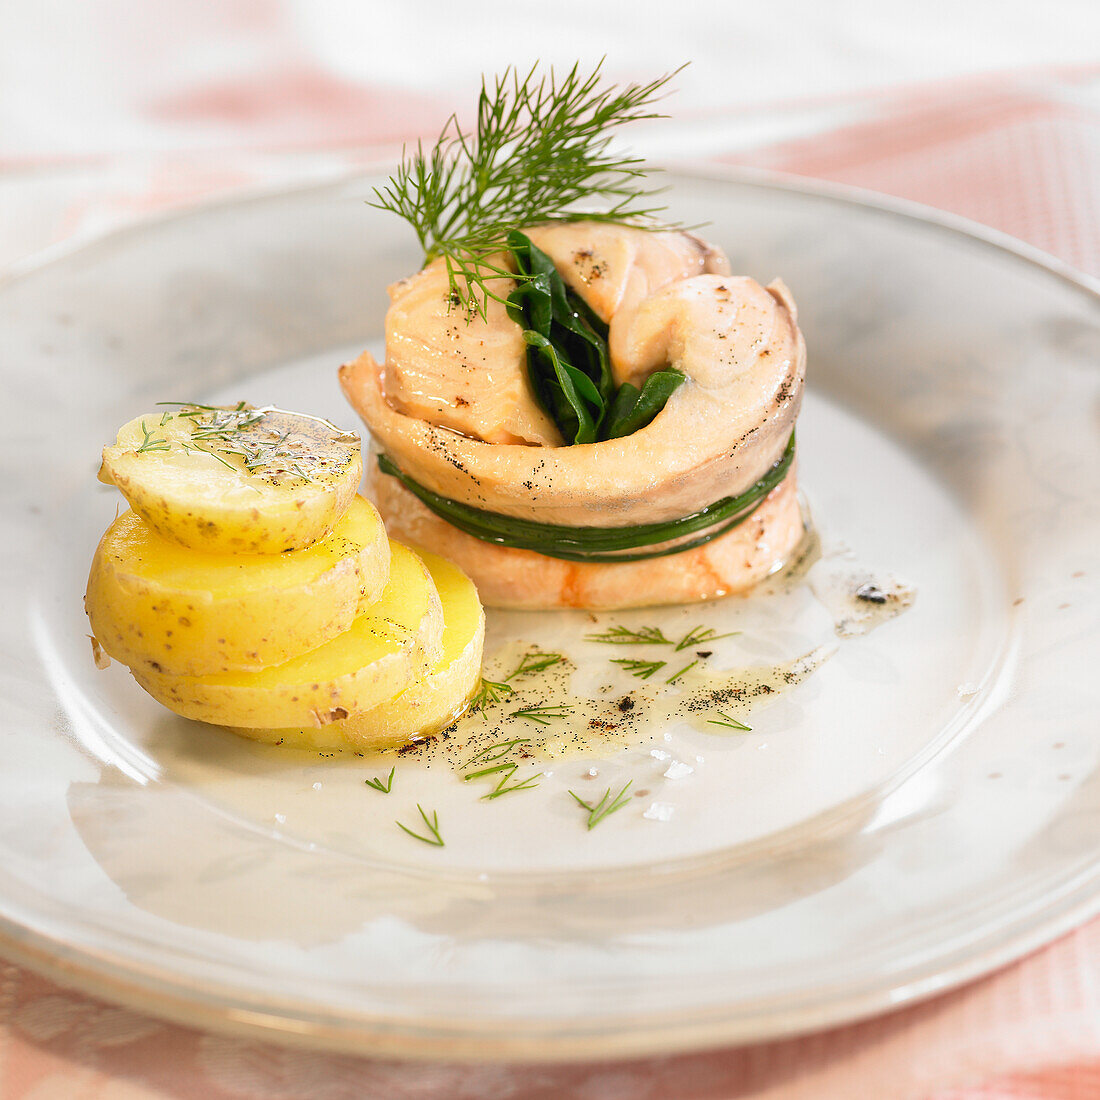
(2, 66, 1098, 1100)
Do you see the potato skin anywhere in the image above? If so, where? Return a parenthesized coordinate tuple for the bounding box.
(99, 410, 363, 554)
(108, 463, 361, 555)
(86, 496, 390, 676)
(129, 541, 444, 728)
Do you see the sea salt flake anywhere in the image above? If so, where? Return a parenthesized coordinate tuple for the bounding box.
(663, 761, 694, 780)
(957, 682, 979, 698)
(643, 802, 676, 822)
(649, 749, 671, 762)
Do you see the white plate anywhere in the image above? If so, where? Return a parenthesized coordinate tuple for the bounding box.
(2, 167, 1098, 1060)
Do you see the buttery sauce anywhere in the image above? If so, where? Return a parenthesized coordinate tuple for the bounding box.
(809, 568, 915, 637)
(398, 640, 835, 769)
(393, 519, 911, 770)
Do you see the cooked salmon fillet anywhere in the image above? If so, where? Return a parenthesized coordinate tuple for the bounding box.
(366, 444, 803, 610)
(340, 221, 806, 608)
(383, 257, 562, 446)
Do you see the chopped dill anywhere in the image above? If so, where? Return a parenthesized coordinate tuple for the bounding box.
(510, 704, 575, 726)
(611, 658, 666, 680)
(483, 770, 541, 800)
(364, 766, 395, 793)
(585, 625, 675, 645)
(569, 781, 633, 829)
(462, 737, 532, 768)
(463, 762, 518, 782)
(154, 402, 318, 483)
(707, 712, 752, 731)
(470, 677, 514, 713)
(461, 739, 542, 800)
(506, 650, 564, 680)
(395, 804, 444, 847)
(135, 421, 170, 454)
(665, 660, 698, 685)
(588, 623, 738, 651)
(674, 626, 739, 651)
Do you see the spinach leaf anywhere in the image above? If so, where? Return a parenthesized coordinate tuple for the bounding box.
(602, 368, 685, 440)
(506, 229, 613, 444)
(505, 229, 685, 445)
(377, 433, 795, 562)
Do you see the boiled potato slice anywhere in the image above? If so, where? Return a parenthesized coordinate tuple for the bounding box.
(238, 550, 485, 751)
(131, 541, 443, 728)
(99, 405, 362, 554)
(86, 496, 390, 677)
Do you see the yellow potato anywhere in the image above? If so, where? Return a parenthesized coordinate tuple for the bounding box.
(86, 496, 390, 676)
(99, 405, 362, 554)
(238, 550, 485, 751)
(131, 541, 443, 728)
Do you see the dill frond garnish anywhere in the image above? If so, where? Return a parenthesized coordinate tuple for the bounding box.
(708, 712, 752, 731)
(395, 804, 444, 847)
(371, 61, 682, 317)
(135, 421, 170, 454)
(462, 737, 532, 768)
(482, 771, 542, 800)
(471, 677, 514, 713)
(569, 781, 633, 830)
(587, 624, 739, 650)
(611, 658, 667, 680)
(364, 766, 395, 793)
(585, 625, 676, 646)
(510, 704, 575, 726)
(156, 402, 320, 483)
(506, 650, 564, 680)
(664, 660, 698, 685)
(463, 762, 519, 782)
(461, 739, 542, 800)
(674, 626, 739, 651)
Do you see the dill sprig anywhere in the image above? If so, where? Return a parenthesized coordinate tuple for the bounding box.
(611, 657, 666, 680)
(371, 61, 682, 317)
(462, 737, 532, 768)
(587, 623, 738, 650)
(464, 762, 542, 799)
(506, 650, 564, 680)
(569, 781, 633, 830)
(708, 712, 752, 731)
(395, 804, 444, 847)
(675, 626, 739, 651)
(483, 772, 542, 799)
(510, 704, 575, 726)
(364, 766, 395, 793)
(471, 677, 514, 713)
(665, 660, 698, 685)
(461, 739, 542, 800)
(135, 421, 170, 454)
(464, 762, 519, 782)
(586, 625, 675, 646)
(156, 402, 317, 483)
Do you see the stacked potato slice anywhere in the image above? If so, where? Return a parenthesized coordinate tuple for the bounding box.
(86, 405, 485, 751)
